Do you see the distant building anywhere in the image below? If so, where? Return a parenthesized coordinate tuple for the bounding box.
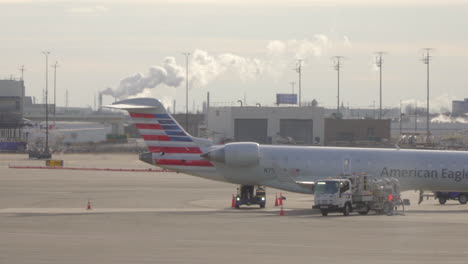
(452, 98, 468, 116)
(0, 79, 27, 151)
(206, 106, 325, 145)
(324, 119, 391, 146)
(0, 79, 25, 125)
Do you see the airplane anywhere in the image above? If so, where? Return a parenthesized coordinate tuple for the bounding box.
(106, 98, 468, 206)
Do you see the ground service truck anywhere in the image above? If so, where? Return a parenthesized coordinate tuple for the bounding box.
(312, 174, 409, 216)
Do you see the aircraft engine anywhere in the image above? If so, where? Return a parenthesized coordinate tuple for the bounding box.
(201, 142, 260, 167)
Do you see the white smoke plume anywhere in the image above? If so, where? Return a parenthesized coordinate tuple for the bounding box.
(189, 49, 264, 88)
(431, 114, 468, 124)
(402, 94, 455, 114)
(103, 34, 343, 99)
(102, 57, 184, 99)
(266, 35, 330, 59)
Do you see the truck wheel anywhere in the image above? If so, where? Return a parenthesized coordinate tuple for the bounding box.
(438, 197, 447, 205)
(343, 203, 351, 216)
(358, 205, 369, 215)
(459, 194, 468, 204)
(320, 210, 328, 216)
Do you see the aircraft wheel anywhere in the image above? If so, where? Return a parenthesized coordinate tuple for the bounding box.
(438, 197, 447, 205)
(235, 204, 240, 209)
(320, 210, 328, 216)
(259, 203, 265, 209)
(458, 194, 468, 204)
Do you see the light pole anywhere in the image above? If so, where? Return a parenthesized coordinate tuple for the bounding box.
(182, 52, 191, 130)
(399, 100, 403, 136)
(375, 52, 385, 119)
(19, 65, 25, 81)
(333, 56, 343, 114)
(42, 51, 51, 155)
(294, 59, 302, 106)
(52, 61, 59, 126)
(422, 48, 432, 143)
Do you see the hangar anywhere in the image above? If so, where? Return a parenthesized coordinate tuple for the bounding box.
(206, 105, 326, 145)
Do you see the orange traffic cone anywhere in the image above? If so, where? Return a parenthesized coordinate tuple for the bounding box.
(87, 200, 92, 210)
(279, 192, 283, 206)
(231, 194, 236, 208)
(274, 193, 279, 207)
(279, 204, 285, 216)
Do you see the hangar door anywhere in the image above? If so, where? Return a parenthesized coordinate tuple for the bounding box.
(280, 119, 313, 145)
(234, 119, 268, 143)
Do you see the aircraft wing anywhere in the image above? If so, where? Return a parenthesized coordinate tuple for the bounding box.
(295, 180, 315, 185)
(294, 178, 317, 192)
(103, 104, 155, 110)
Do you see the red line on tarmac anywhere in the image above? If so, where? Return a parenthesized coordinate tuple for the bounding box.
(8, 165, 173, 172)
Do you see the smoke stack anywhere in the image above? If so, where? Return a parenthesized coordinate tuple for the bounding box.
(173, 100, 176, 114)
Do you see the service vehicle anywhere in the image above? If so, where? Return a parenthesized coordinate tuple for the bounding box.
(312, 174, 408, 216)
(235, 185, 266, 208)
(434, 191, 468, 205)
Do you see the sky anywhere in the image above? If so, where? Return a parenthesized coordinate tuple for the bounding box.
(1, 0, 468, 113)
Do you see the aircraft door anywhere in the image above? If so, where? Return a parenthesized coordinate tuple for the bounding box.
(343, 158, 352, 175)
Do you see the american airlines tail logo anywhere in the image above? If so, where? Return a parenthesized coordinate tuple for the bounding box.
(130, 111, 213, 167)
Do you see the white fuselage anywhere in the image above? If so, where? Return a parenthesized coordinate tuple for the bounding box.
(201, 145, 468, 194)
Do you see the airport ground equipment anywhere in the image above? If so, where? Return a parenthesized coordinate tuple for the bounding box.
(235, 185, 266, 209)
(28, 149, 51, 159)
(434, 192, 468, 205)
(313, 174, 409, 216)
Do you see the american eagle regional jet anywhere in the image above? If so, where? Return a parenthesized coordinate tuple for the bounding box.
(107, 98, 468, 205)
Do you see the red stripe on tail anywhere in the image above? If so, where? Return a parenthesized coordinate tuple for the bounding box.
(130, 112, 154, 118)
(142, 135, 170, 141)
(135, 124, 162, 129)
(156, 159, 213, 167)
(149, 146, 202, 154)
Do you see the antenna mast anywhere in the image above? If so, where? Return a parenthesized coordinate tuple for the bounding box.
(333, 56, 343, 114)
(422, 48, 432, 143)
(375, 52, 385, 119)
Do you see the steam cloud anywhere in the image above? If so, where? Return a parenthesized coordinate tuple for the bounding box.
(102, 57, 184, 99)
(103, 35, 348, 99)
(431, 114, 468, 124)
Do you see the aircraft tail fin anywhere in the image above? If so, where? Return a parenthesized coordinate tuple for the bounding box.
(105, 98, 213, 170)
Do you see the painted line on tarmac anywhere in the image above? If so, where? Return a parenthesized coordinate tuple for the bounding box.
(8, 165, 174, 172)
(0, 207, 290, 215)
(0, 208, 221, 214)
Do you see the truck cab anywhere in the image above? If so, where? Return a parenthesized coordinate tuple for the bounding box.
(313, 179, 353, 216)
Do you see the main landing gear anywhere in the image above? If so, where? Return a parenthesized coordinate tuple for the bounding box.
(234, 185, 266, 209)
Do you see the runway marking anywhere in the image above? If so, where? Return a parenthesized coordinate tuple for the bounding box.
(0, 208, 220, 214)
(0, 207, 291, 215)
(8, 165, 173, 172)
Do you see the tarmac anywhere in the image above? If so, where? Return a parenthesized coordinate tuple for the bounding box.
(1, 153, 468, 264)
